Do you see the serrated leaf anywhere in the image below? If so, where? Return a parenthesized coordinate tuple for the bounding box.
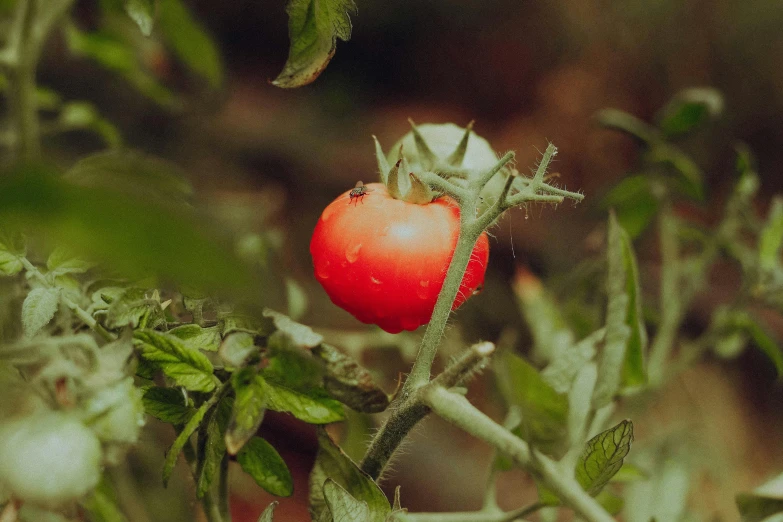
(737, 473, 783, 522)
(134, 329, 216, 392)
(158, 0, 222, 88)
(309, 428, 390, 522)
(262, 308, 323, 348)
(142, 386, 195, 424)
(323, 479, 370, 521)
(760, 198, 783, 272)
(494, 350, 569, 457)
(169, 324, 221, 352)
(265, 332, 324, 390)
(576, 420, 634, 496)
(0, 226, 26, 276)
(237, 437, 293, 497)
(106, 288, 165, 329)
(594, 213, 633, 408)
(257, 502, 278, 522)
(162, 396, 215, 486)
(272, 0, 357, 88)
(197, 396, 232, 498)
(658, 87, 724, 138)
(313, 343, 389, 413)
(225, 367, 267, 455)
(124, 0, 155, 36)
(46, 246, 95, 276)
(22, 287, 60, 338)
(263, 376, 344, 424)
(219, 331, 258, 368)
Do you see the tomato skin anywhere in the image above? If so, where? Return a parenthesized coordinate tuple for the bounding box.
(310, 183, 489, 333)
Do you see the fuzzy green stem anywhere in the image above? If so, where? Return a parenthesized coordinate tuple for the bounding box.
(183, 442, 224, 522)
(532, 144, 557, 184)
(405, 226, 482, 390)
(473, 151, 515, 189)
(422, 387, 614, 522)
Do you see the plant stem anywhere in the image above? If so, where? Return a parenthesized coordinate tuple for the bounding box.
(422, 386, 614, 522)
(399, 502, 544, 522)
(218, 453, 232, 522)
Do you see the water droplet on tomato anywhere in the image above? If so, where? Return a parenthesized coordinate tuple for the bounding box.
(321, 204, 336, 222)
(316, 260, 330, 279)
(472, 283, 484, 296)
(370, 276, 382, 291)
(345, 242, 362, 263)
(416, 280, 431, 299)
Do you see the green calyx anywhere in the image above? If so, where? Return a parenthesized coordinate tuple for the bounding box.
(373, 119, 478, 204)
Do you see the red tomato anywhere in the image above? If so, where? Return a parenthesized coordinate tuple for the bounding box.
(310, 183, 489, 333)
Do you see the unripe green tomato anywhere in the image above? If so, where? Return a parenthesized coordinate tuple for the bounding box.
(86, 377, 145, 444)
(388, 123, 506, 210)
(0, 411, 101, 507)
(388, 123, 499, 171)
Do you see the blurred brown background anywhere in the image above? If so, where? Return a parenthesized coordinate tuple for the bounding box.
(36, 0, 783, 519)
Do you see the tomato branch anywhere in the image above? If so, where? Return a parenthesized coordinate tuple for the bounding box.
(421, 386, 615, 522)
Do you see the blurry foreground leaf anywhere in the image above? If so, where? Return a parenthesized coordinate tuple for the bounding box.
(169, 324, 221, 352)
(0, 164, 251, 294)
(272, 0, 357, 88)
(760, 197, 783, 272)
(226, 367, 267, 455)
(196, 397, 232, 498)
(237, 437, 293, 497)
(601, 175, 658, 238)
(0, 226, 26, 276)
(309, 428, 390, 522)
(737, 473, 783, 522)
(81, 484, 129, 522)
(623, 457, 690, 522)
(657, 87, 724, 138)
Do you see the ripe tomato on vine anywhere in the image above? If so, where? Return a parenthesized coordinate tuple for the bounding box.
(310, 182, 489, 333)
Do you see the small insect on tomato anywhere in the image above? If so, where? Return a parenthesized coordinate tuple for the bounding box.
(348, 181, 373, 204)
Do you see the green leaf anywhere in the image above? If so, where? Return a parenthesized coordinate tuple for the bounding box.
(225, 368, 267, 455)
(46, 246, 95, 276)
(142, 386, 195, 424)
(158, 0, 222, 88)
(575, 420, 634, 496)
(323, 479, 370, 521)
(106, 288, 165, 329)
(169, 324, 221, 352)
(312, 343, 390, 413)
(657, 87, 724, 138)
(309, 428, 390, 522)
(81, 484, 129, 522)
(162, 395, 215, 486)
(737, 473, 783, 522)
(262, 308, 323, 348)
(65, 24, 178, 108)
(0, 226, 26, 276)
(595, 489, 624, 515)
(648, 143, 705, 200)
(743, 316, 783, 379)
(494, 350, 569, 457)
(58, 101, 122, 148)
(219, 331, 259, 368)
(601, 175, 659, 238)
(22, 287, 60, 338)
(541, 328, 601, 394)
(623, 457, 690, 522)
(272, 0, 357, 88)
(124, 0, 155, 36)
(258, 502, 278, 522)
(512, 268, 574, 363)
(197, 396, 232, 498)
(618, 221, 648, 389)
(134, 329, 216, 392)
(237, 437, 293, 497)
(264, 332, 324, 390)
(567, 363, 597, 448)
(593, 213, 633, 408)
(760, 197, 783, 272)
(263, 376, 344, 424)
